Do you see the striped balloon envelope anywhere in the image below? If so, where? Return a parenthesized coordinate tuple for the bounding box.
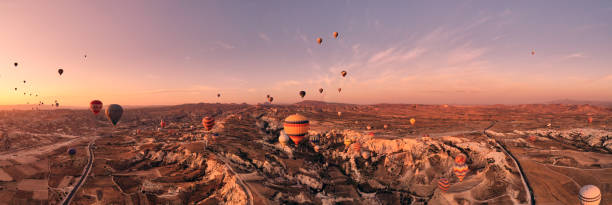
(453, 164, 469, 182)
(310, 134, 320, 144)
(202, 117, 215, 131)
(438, 178, 450, 192)
(579, 185, 601, 205)
(283, 114, 309, 145)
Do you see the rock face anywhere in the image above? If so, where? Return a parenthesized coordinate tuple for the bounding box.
(514, 128, 612, 153)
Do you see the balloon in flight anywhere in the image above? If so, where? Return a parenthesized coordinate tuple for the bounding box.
(68, 148, 76, 156)
(217, 93, 221, 98)
(579, 185, 601, 205)
(410, 118, 416, 126)
(278, 130, 290, 147)
(13, 62, 18, 67)
(105, 104, 123, 126)
(438, 178, 450, 192)
(337, 111, 342, 117)
(202, 116, 215, 131)
(299, 91, 306, 98)
(90, 100, 103, 115)
(338, 88, 342, 93)
(160, 120, 166, 128)
(268, 97, 274, 103)
(58, 69, 63, 76)
(531, 49, 535, 56)
(283, 114, 310, 145)
(341, 70, 347, 77)
(319, 88, 323, 93)
(333, 32, 339, 39)
(588, 117, 593, 124)
(344, 138, 352, 148)
(317, 38, 322, 45)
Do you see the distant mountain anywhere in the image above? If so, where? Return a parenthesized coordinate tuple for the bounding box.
(547, 99, 612, 107)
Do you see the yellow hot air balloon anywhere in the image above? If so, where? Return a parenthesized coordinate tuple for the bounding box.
(344, 138, 352, 148)
(410, 118, 416, 126)
(283, 114, 310, 145)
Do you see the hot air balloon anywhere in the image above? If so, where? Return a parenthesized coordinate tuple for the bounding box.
(299, 91, 306, 99)
(443, 104, 449, 108)
(366, 125, 372, 130)
(344, 138, 352, 148)
(266, 94, 270, 99)
(352, 142, 361, 152)
(268, 97, 274, 103)
(438, 178, 450, 192)
(14, 88, 17, 91)
(531, 49, 535, 56)
(278, 130, 290, 147)
(319, 88, 323, 93)
(453, 164, 468, 182)
(217, 93, 221, 98)
(105, 104, 123, 126)
(58, 69, 64, 76)
(23, 80, 26, 83)
(588, 117, 593, 124)
(13, 62, 18, 67)
(579, 185, 601, 205)
(68, 148, 76, 156)
(338, 88, 342, 93)
(313, 145, 320, 152)
(202, 116, 215, 131)
(283, 114, 309, 145)
(90, 100, 103, 115)
(383, 124, 389, 129)
(310, 134, 320, 144)
(410, 118, 416, 126)
(55, 102, 59, 107)
(160, 120, 166, 128)
(341, 70, 347, 77)
(136, 129, 141, 135)
(455, 154, 467, 165)
(333, 32, 339, 39)
(337, 111, 342, 117)
(317, 38, 322, 45)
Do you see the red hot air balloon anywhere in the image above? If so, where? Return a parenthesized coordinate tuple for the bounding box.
(202, 116, 215, 131)
(338, 88, 342, 93)
(90, 100, 103, 115)
(438, 178, 450, 192)
(588, 117, 593, 124)
(455, 154, 467, 165)
(160, 120, 166, 128)
(352, 142, 362, 153)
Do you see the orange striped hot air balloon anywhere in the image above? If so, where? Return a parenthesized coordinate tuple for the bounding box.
(352, 142, 361, 153)
(453, 164, 468, 182)
(202, 116, 215, 131)
(283, 114, 310, 145)
(438, 178, 450, 192)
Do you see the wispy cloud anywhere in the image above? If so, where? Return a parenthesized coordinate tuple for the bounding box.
(215, 41, 235, 49)
(258, 32, 271, 42)
(367, 47, 426, 65)
(564, 53, 586, 59)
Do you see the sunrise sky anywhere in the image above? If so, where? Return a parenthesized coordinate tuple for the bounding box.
(1, 1, 611, 106)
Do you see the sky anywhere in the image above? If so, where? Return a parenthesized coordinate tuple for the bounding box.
(0, 1, 611, 106)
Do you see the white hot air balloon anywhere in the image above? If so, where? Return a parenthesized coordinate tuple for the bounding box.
(278, 130, 290, 147)
(579, 185, 601, 205)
